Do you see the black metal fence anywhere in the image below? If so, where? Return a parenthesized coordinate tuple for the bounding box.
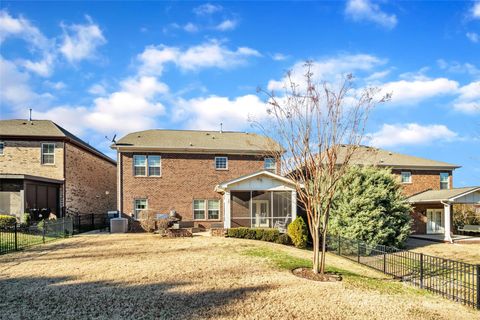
(71, 213, 111, 234)
(327, 235, 480, 310)
(0, 217, 74, 255)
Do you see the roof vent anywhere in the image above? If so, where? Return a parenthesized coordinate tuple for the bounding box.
(189, 142, 193, 146)
(380, 159, 384, 163)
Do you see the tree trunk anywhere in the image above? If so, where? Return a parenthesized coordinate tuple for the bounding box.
(312, 224, 320, 274)
(320, 226, 328, 274)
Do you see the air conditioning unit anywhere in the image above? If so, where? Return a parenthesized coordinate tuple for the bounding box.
(110, 218, 128, 233)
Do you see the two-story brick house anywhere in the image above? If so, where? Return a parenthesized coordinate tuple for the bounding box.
(112, 129, 297, 230)
(0, 119, 117, 220)
(336, 145, 480, 242)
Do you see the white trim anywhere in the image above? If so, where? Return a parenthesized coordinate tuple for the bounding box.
(441, 201, 453, 243)
(214, 156, 228, 170)
(400, 171, 412, 184)
(215, 170, 298, 192)
(264, 157, 276, 173)
(291, 190, 297, 221)
(426, 208, 444, 235)
(112, 146, 277, 156)
(148, 155, 162, 177)
(439, 172, 450, 190)
(41, 142, 55, 165)
(223, 192, 231, 228)
(133, 198, 148, 220)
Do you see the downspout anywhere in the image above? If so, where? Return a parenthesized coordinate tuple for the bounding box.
(63, 140, 66, 217)
(117, 149, 123, 215)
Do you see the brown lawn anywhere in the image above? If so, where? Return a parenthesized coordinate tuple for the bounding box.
(0, 233, 478, 320)
(406, 238, 480, 264)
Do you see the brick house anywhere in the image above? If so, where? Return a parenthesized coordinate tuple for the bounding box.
(112, 129, 297, 230)
(336, 145, 480, 242)
(0, 119, 117, 220)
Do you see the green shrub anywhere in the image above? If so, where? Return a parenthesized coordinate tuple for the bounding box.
(287, 216, 308, 249)
(37, 219, 45, 232)
(227, 227, 283, 244)
(22, 212, 31, 225)
(275, 233, 292, 245)
(0, 215, 16, 228)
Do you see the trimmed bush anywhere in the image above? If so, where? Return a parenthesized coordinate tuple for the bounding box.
(227, 227, 283, 244)
(287, 217, 308, 249)
(275, 233, 292, 245)
(0, 215, 16, 228)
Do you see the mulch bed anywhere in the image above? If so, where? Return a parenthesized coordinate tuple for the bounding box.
(292, 267, 342, 282)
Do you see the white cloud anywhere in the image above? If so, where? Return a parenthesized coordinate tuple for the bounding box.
(33, 105, 89, 135)
(380, 78, 459, 104)
(59, 16, 106, 62)
(466, 32, 479, 43)
(193, 3, 222, 16)
(272, 53, 288, 61)
(471, 1, 480, 19)
(369, 123, 457, 147)
(437, 59, 480, 78)
(215, 19, 237, 31)
(174, 94, 267, 130)
(138, 40, 261, 75)
(44, 80, 66, 90)
(88, 84, 107, 96)
(365, 69, 391, 81)
(183, 22, 199, 33)
(267, 53, 386, 91)
(345, 0, 397, 29)
(453, 81, 480, 113)
(0, 10, 49, 48)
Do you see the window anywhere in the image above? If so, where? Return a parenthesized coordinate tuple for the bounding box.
(133, 155, 147, 176)
(193, 200, 206, 220)
(264, 157, 276, 173)
(41, 143, 55, 164)
(207, 200, 220, 219)
(0, 142, 4, 155)
(134, 199, 147, 220)
(215, 157, 228, 170)
(148, 156, 161, 176)
(401, 171, 411, 184)
(440, 172, 449, 190)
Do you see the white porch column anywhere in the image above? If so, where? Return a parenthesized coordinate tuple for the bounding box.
(291, 190, 297, 221)
(443, 202, 452, 243)
(223, 191, 231, 229)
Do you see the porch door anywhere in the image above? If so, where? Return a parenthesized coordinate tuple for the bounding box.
(426, 209, 444, 234)
(252, 200, 269, 228)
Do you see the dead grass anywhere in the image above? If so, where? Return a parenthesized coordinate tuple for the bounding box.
(407, 239, 480, 264)
(0, 233, 478, 320)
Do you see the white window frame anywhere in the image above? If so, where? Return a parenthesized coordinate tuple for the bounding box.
(400, 171, 412, 184)
(440, 172, 450, 189)
(214, 156, 228, 170)
(193, 199, 206, 220)
(133, 155, 147, 177)
(41, 143, 55, 165)
(207, 199, 220, 220)
(0, 142, 4, 156)
(133, 199, 148, 220)
(148, 155, 162, 177)
(264, 157, 276, 173)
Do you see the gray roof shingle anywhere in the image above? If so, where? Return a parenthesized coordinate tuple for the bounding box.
(407, 187, 480, 202)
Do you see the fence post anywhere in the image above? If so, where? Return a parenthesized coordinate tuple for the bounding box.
(42, 221, 46, 243)
(14, 222, 18, 251)
(420, 253, 424, 289)
(337, 235, 341, 255)
(62, 217, 65, 237)
(383, 252, 386, 274)
(476, 264, 480, 310)
(357, 240, 361, 263)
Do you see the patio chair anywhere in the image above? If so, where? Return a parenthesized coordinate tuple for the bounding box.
(274, 215, 291, 234)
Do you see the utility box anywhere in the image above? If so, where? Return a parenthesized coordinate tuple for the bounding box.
(110, 218, 128, 233)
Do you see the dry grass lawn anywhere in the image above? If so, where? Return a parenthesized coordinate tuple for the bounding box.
(406, 238, 480, 264)
(0, 233, 478, 320)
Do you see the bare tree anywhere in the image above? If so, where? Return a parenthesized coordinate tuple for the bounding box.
(258, 62, 389, 275)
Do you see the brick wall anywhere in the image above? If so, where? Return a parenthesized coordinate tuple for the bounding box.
(121, 153, 267, 229)
(0, 140, 64, 180)
(65, 142, 117, 215)
(391, 169, 453, 197)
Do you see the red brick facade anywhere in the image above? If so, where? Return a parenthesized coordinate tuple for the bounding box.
(391, 169, 453, 197)
(120, 152, 276, 229)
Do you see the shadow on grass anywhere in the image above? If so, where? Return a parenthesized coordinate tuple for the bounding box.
(0, 276, 271, 319)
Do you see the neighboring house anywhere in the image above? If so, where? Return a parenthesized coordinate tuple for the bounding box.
(111, 129, 297, 230)
(336, 145, 480, 242)
(0, 119, 117, 220)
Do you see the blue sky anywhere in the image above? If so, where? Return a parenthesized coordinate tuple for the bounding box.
(0, 1, 479, 186)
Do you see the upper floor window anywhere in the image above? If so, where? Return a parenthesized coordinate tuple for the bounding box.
(134, 199, 147, 220)
(264, 157, 276, 173)
(401, 171, 411, 184)
(440, 172, 449, 190)
(215, 156, 228, 170)
(0, 142, 4, 155)
(41, 143, 55, 165)
(133, 155, 161, 177)
(148, 156, 161, 176)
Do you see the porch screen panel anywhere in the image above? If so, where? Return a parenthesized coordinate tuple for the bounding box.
(273, 191, 292, 227)
(231, 192, 251, 227)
